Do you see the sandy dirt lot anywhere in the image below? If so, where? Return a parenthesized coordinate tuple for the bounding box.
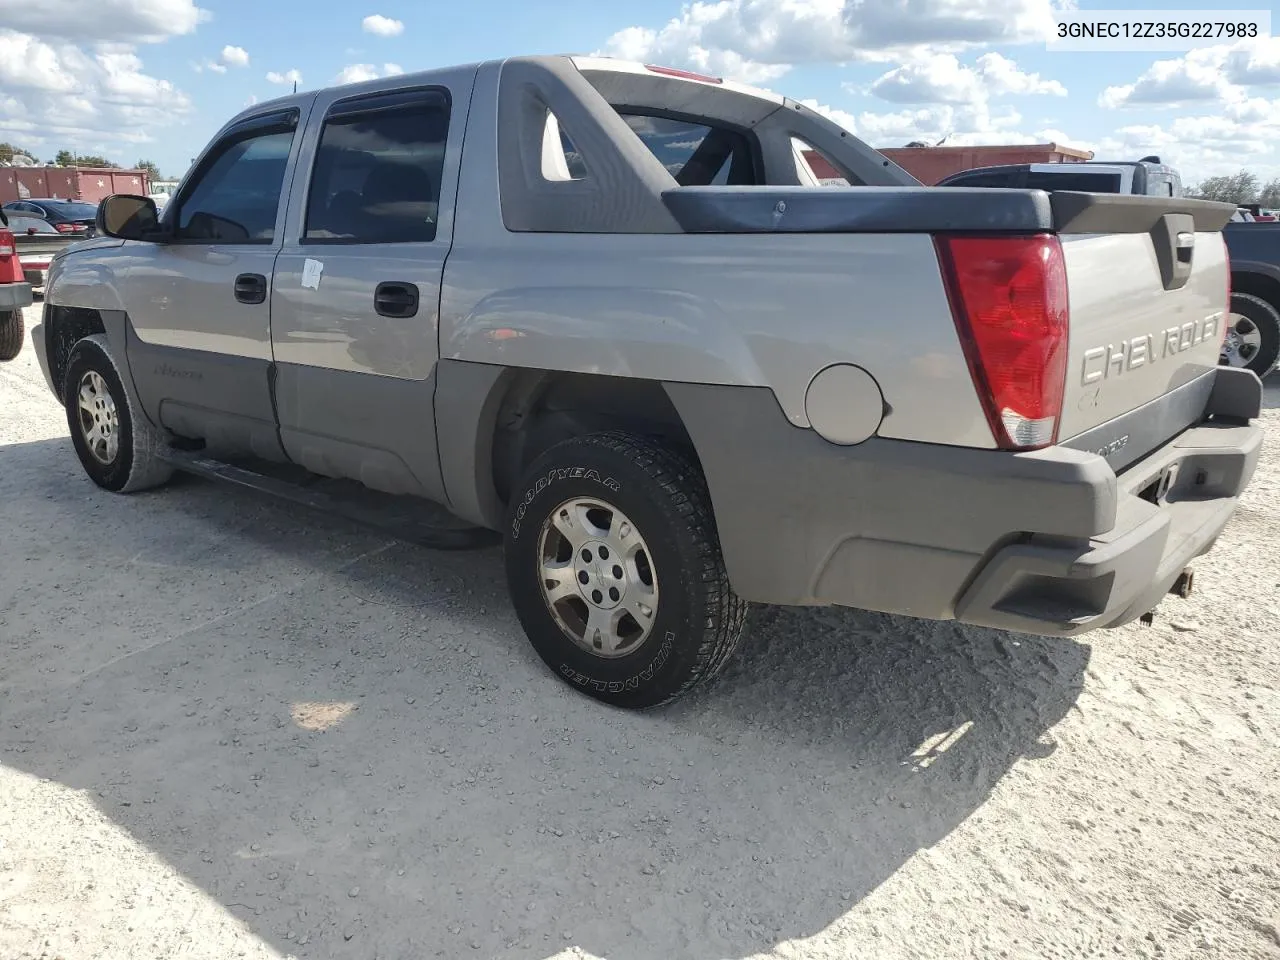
(1, 302, 1278, 960)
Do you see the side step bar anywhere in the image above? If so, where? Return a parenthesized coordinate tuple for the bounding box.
(157, 448, 501, 551)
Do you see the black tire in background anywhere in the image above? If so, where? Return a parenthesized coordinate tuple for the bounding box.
(62, 334, 174, 493)
(1223, 292, 1280, 377)
(0, 310, 23, 362)
(504, 431, 747, 709)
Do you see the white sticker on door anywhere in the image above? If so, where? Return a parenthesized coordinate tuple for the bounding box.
(301, 258, 324, 290)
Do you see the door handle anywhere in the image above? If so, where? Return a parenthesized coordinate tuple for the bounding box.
(374, 281, 419, 319)
(234, 273, 267, 305)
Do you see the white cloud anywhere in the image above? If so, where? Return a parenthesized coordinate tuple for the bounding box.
(266, 68, 302, 85)
(858, 101, 1026, 146)
(192, 45, 248, 75)
(798, 99, 858, 134)
(869, 52, 1064, 105)
(362, 14, 404, 37)
(0, 29, 191, 159)
(1100, 39, 1280, 110)
(1224, 38, 1280, 86)
(598, 0, 1062, 84)
(1090, 107, 1280, 183)
(1100, 50, 1228, 108)
(0, 0, 209, 43)
(333, 63, 404, 84)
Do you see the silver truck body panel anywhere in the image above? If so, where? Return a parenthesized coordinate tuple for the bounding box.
(1056, 231, 1228, 441)
(265, 65, 481, 500)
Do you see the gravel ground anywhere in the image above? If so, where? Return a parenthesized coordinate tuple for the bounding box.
(1, 302, 1278, 960)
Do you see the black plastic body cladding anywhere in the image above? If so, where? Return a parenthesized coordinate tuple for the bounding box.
(664, 370, 1262, 635)
(661, 187, 1235, 235)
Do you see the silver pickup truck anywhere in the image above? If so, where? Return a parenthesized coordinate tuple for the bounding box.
(31, 55, 1264, 708)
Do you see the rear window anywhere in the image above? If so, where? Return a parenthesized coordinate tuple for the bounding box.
(42, 201, 98, 219)
(1023, 171, 1122, 193)
(618, 114, 757, 186)
(7, 215, 57, 234)
(943, 170, 1022, 188)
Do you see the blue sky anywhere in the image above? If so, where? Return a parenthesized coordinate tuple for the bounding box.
(1, 0, 1278, 185)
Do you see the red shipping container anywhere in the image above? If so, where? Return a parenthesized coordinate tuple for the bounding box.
(0, 166, 151, 204)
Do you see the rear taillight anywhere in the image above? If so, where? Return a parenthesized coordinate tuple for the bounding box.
(54, 222, 75, 233)
(0, 229, 23, 283)
(935, 234, 1069, 450)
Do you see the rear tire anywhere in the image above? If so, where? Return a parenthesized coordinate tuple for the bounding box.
(63, 335, 174, 493)
(1222, 292, 1280, 376)
(0, 310, 23, 362)
(504, 431, 747, 709)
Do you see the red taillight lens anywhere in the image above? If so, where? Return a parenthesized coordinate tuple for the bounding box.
(935, 234, 1069, 450)
(54, 222, 74, 233)
(0, 229, 23, 283)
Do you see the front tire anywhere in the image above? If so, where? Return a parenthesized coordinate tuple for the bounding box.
(1222, 292, 1280, 376)
(0, 310, 23, 362)
(504, 432, 747, 709)
(63, 335, 174, 493)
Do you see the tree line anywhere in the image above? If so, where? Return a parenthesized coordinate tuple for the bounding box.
(1175, 171, 1278, 207)
(0, 142, 163, 181)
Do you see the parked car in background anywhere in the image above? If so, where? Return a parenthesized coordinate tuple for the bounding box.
(0, 207, 34, 361)
(1237, 204, 1277, 222)
(1221, 222, 1280, 375)
(937, 156, 1183, 197)
(3, 213, 78, 291)
(1, 198, 98, 236)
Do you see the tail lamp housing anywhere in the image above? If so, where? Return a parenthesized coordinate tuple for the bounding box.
(0, 230, 23, 284)
(935, 234, 1070, 451)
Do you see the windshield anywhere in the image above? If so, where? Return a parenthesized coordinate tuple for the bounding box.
(42, 200, 99, 218)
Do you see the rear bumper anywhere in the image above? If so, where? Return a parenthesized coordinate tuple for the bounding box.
(664, 366, 1264, 637)
(952, 418, 1261, 635)
(0, 282, 33, 311)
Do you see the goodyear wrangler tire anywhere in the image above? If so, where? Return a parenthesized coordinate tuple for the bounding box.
(504, 431, 747, 709)
(63, 335, 174, 493)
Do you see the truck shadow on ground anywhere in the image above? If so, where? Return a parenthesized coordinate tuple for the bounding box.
(0, 436, 1088, 960)
(1262, 372, 1280, 410)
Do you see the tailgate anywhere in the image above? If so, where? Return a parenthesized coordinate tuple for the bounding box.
(1051, 193, 1234, 457)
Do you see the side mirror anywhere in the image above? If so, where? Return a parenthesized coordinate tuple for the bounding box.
(97, 194, 163, 241)
(27, 227, 37, 235)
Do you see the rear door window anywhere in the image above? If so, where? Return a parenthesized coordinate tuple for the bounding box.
(304, 88, 451, 244)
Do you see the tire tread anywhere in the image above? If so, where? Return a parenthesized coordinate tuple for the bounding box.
(543, 431, 747, 707)
(0, 310, 23, 362)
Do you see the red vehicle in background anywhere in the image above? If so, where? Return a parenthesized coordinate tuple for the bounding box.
(0, 206, 34, 361)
